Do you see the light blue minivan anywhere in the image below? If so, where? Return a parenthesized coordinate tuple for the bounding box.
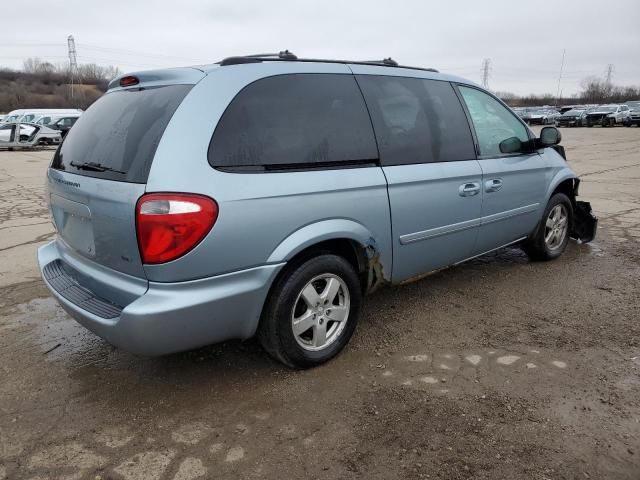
(38, 51, 597, 368)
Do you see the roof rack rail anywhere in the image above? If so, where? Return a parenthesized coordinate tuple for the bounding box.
(244, 50, 298, 60)
(217, 51, 438, 72)
(361, 58, 399, 67)
(220, 50, 298, 66)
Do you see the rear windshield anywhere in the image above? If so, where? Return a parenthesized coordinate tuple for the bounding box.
(52, 84, 192, 183)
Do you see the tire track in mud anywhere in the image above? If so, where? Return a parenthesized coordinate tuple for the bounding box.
(0, 184, 50, 223)
(578, 161, 640, 178)
(0, 231, 55, 253)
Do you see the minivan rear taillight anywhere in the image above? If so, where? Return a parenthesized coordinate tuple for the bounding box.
(136, 193, 218, 264)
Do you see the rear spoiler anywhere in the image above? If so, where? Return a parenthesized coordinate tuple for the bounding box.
(107, 67, 206, 91)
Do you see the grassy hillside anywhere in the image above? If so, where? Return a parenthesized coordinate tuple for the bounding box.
(0, 67, 110, 113)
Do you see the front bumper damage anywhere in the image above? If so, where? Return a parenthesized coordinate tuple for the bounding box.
(569, 178, 597, 243)
(571, 201, 597, 243)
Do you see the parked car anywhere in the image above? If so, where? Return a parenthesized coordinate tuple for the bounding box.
(512, 107, 527, 119)
(2, 109, 82, 124)
(625, 100, 640, 127)
(37, 53, 597, 368)
(585, 104, 630, 127)
(0, 123, 61, 148)
(35, 113, 81, 128)
(48, 116, 80, 138)
(523, 109, 558, 125)
(555, 109, 589, 127)
(558, 106, 575, 115)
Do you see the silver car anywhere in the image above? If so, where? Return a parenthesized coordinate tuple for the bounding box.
(38, 52, 597, 368)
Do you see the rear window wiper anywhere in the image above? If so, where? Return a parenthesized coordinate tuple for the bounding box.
(70, 161, 126, 174)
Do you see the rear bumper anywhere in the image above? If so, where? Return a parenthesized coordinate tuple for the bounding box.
(38, 240, 284, 355)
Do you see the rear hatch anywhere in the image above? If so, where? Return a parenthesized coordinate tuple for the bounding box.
(48, 76, 197, 278)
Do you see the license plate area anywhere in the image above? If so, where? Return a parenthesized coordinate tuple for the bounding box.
(50, 193, 96, 257)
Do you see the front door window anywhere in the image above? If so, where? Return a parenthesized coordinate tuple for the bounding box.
(459, 86, 529, 157)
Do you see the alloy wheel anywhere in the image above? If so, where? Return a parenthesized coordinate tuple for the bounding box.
(291, 274, 350, 351)
(544, 204, 569, 250)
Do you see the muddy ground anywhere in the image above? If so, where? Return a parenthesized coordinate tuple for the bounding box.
(1, 127, 639, 480)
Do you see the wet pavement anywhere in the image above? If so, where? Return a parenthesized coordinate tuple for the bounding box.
(0, 128, 639, 479)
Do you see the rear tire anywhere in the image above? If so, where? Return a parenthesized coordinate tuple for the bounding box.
(522, 193, 573, 261)
(258, 254, 362, 369)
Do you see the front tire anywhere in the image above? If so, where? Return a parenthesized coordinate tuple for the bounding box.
(258, 254, 362, 369)
(522, 193, 573, 261)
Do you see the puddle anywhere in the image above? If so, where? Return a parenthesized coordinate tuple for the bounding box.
(4, 297, 112, 363)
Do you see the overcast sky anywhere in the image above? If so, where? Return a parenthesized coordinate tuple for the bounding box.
(1, 0, 638, 96)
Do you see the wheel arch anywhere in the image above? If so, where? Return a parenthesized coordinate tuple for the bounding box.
(266, 219, 389, 293)
(545, 170, 579, 206)
(541, 172, 597, 243)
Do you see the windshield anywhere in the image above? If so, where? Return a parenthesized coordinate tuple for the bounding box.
(52, 84, 192, 183)
(564, 110, 584, 115)
(627, 102, 640, 110)
(595, 106, 616, 112)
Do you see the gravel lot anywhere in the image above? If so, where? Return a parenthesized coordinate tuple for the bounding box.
(1, 127, 639, 480)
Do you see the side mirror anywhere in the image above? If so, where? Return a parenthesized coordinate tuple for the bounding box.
(539, 126, 562, 147)
(499, 136, 522, 154)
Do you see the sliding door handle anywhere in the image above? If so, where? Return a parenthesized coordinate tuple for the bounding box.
(485, 178, 504, 193)
(459, 182, 481, 197)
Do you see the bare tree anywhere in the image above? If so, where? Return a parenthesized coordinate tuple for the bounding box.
(500, 78, 640, 107)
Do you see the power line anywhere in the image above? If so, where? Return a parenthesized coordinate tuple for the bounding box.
(77, 55, 165, 69)
(77, 42, 207, 63)
(0, 43, 65, 48)
(0, 55, 68, 59)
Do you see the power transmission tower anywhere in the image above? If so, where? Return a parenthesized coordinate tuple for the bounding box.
(481, 58, 491, 89)
(67, 35, 78, 102)
(555, 49, 566, 106)
(605, 63, 614, 86)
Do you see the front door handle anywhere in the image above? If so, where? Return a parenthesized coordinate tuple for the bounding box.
(459, 182, 481, 197)
(485, 178, 503, 193)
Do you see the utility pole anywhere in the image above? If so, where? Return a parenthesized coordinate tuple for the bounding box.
(555, 49, 566, 107)
(481, 58, 491, 89)
(67, 35, 77, 103)
(605, 63, 614, 86)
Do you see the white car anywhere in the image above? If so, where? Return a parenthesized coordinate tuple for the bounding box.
(585, 104, 631, 127)
(2, 108, 83, 124)
(34, 113, 82, 127)
(0, 123, 62, 148)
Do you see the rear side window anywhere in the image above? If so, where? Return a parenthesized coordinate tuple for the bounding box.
(356, 76, 476, 166)
(208, 74, 378, 171)
(52, 85, 192, 183)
